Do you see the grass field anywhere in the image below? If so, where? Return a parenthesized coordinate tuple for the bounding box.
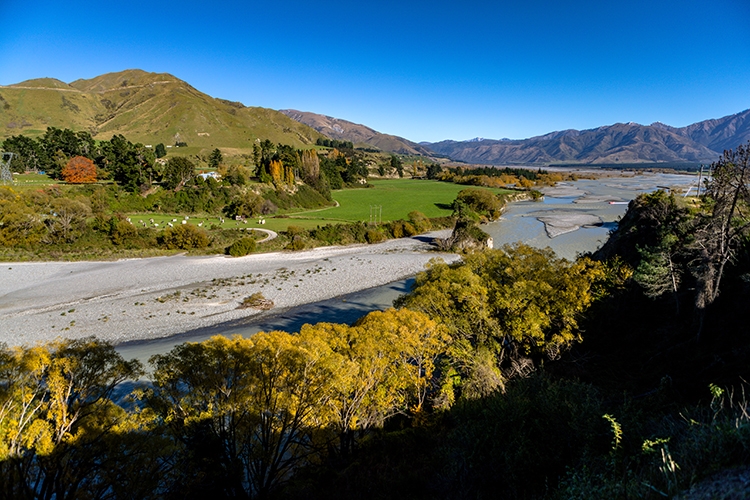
(287, 179, 512, 226)
(6, 174, 510, 233)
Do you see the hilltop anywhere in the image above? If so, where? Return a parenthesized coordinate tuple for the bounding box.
(0, 69, 324, 149)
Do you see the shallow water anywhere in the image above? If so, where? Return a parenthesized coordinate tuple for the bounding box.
(484, 173, 696, 260)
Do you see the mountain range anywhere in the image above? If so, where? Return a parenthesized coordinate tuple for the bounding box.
(421, 111, 750, 165)
(1, 69, 749, 165)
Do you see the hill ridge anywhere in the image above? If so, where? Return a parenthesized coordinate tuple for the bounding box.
(0, 69, 323, 149)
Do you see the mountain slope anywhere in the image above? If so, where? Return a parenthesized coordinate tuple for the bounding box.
(0, 69, 324, 149)
(424, 113, 750, 165)
(280, 109, 436, 156)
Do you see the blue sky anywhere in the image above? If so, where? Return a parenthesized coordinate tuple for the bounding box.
(1, 0, 748, 142)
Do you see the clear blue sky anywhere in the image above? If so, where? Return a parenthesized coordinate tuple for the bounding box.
(1, 0, 748, 142)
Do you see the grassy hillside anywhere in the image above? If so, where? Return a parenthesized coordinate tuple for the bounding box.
(0, 69, 325, 150)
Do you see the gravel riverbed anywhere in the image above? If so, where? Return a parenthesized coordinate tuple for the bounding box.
(0, 231, 458, 347)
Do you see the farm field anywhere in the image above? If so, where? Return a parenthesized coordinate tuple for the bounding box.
(3, 174, 511, 233)
(285, 179, 512, 228)
(126, 179, 512, 233)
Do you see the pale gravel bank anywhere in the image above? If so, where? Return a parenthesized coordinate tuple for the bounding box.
(0, 231, 458, 347)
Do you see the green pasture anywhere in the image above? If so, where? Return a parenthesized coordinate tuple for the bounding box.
(287, 179, 512, 225)
(118, 179, 510, 233)
(6, 173, 58, 188)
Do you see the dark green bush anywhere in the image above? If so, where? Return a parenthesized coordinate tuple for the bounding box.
(161, 224, 209, 250)
(227, 237, 256, 257)
(285, 235, 306, 251)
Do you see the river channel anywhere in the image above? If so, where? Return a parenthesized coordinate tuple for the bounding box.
(116, 171, 698, 366)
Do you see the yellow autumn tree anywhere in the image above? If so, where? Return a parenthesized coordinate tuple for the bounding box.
(149, 333, 336, 497)
(397, 245, 605, 398)
(269, 159, 284, 186)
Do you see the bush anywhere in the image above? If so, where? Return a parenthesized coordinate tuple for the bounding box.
(365, 228, 386, 244)
(161, 224, 209, 250)
(285, 235, 306, 251)
(285, 225, 308, 238)
(227, 237, 256, 257)
(408, 211, 432, 233)
(389, 220, 417, 239)
(109, 218, 138, 246)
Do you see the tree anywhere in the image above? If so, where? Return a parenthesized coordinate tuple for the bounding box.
(397, 245, 604, 398)
(2, 135, 46, 173)
(453, 188, 504, 220)
(391, 155, 404, 178)
(97, 134, 157, 191)
(208, 148, 223, 168)
(426, 163, 442, 179)
(163, 156, 195, 190)
(0, 338, 143, 500)
(300, 149, 320, 183)
(149, 333, 334, 498)
(154, 143, 167, 158)
(692, 142, 750, 315)
(61, 155, 97, 183)
(269, 159, 284, 187)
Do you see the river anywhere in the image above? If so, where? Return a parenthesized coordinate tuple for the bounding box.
(116, 171, 698, 366)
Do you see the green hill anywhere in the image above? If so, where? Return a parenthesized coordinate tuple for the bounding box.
(0, 69, 325, 150)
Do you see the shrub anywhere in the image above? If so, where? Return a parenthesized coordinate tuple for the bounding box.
(408, 211, 432, 233)
(110, 218, 138, 246)
(227, 237, 256, 257)
(285, 225, 308, 238)
(161, 224, 209, 250)
(389, 220, 417, 239)
(239, 292, 274, 309)
(286, 235, 306, 251)
(366, 228, 386, 244)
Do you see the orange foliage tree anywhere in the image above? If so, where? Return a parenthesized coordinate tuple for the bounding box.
(62, 156, 97, 184)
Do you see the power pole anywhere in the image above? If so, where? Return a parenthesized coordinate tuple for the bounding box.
(0, 152, 14, 185)
(369, 205, 382, 224)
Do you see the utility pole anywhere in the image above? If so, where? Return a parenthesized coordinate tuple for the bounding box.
(0, 152, 14, 185)
(369, 205, 382, 224)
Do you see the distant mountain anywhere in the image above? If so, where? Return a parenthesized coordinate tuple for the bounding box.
(423, 109, 750, 165)
(279, 109, 437, 156)
(0, 69, 323, 149)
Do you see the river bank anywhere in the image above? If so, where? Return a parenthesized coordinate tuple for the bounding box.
(0, 230, 458, 347)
